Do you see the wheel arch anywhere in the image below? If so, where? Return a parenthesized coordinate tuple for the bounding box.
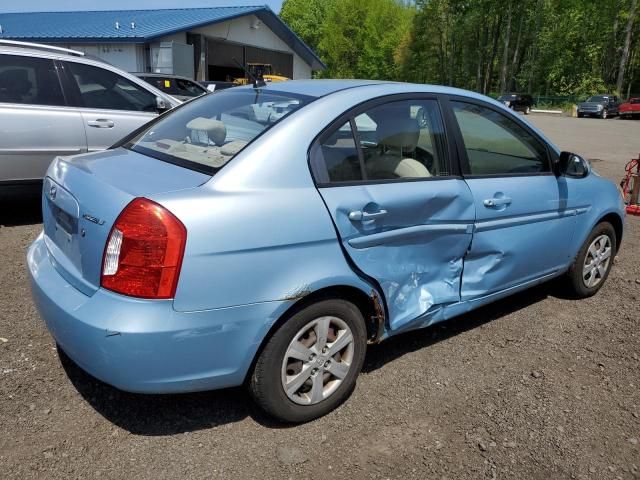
(243, 284, 385, 385)
(598, 212, 624, 249)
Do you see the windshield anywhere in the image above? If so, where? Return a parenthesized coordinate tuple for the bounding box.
(586, 96, 608, 102)
(140, 76, 207, 98)
(497, 94, 517, 101)
(126, 89, 313, 174)
(630, 98, 640, 104)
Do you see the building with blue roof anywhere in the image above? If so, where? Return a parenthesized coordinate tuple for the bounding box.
(0, 6, 325, 80)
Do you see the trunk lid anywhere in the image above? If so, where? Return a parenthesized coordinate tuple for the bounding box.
(42, 147, 209, 296)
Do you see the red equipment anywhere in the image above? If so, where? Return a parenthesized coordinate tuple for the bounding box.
(621, 154, 640, 216)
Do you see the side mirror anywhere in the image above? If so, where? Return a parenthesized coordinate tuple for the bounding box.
(156, 96, 170, 113)
(556, 151, 589, 178)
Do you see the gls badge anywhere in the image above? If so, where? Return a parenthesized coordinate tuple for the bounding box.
(82, 214, 105, 225)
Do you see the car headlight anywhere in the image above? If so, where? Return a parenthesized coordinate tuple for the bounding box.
(504, 101, 511, 107)
(597, 105, 603, 110)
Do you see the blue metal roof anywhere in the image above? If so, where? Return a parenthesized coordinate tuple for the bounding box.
(0, 6, 325, 69)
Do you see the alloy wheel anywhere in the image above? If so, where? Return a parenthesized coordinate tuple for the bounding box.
(582, 234, 612, 288)
(281, 316, 354, 406)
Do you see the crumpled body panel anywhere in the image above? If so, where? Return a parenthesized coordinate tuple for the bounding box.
(461, 176, 578, 299)
(319, 179, 474, 331)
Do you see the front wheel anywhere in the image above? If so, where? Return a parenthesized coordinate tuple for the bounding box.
(565, 222, 616, 298)
(601, 109, 608, 119)
(524, 106, 531, 115)
(249, 298, 367, 423)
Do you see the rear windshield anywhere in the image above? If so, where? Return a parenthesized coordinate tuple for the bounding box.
(139, 76, 207, 98)
(126, 89, 313, 174)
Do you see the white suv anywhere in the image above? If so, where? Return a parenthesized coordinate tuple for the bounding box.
(0, 40, 180, 188)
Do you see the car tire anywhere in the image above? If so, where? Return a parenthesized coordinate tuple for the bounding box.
(248, 298, 367, 423)
(524, 106, 531, 115)
(601, 109, 608, 119)
(565, 222, 616, 298)
(577, 113, 583, 118)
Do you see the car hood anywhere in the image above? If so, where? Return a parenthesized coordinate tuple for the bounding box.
(578, 101, 605, 107)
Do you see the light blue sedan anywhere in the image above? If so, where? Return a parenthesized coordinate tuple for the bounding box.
(28, 80, 625, 422)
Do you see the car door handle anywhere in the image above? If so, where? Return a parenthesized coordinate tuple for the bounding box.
(348, 209, 388, 221)
(87, 119, 115, 128)
(484, 197, 512, 208)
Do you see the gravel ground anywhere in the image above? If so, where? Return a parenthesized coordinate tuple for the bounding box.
(1, 114, 639, 479)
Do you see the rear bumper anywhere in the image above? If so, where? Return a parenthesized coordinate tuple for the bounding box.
(27, 233, 288, 394)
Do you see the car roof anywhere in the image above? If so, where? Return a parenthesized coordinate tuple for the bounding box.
(234, 79, 501, 101)
(0, 44, 68, 60)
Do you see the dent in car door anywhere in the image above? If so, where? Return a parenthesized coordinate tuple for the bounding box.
(450, 100, 576, 299)
(312, 97, 475, 332)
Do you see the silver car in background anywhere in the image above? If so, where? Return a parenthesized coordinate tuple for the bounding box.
(0, 40, 180, 188)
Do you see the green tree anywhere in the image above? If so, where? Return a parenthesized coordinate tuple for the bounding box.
(279, 0, 333, 53)
(281, 0, 640, 98)
(319, 0, 414, 79)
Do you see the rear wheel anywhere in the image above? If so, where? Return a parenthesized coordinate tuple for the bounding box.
(565, 222, 616, 298)
(524, 106, 531, 115)
(577, 113, 583, 118)
(249, 299, 367, 423)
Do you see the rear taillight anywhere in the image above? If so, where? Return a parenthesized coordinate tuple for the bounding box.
(101, 198, 187, 299)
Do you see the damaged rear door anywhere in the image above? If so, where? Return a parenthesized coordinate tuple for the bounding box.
(310, 96, 475, 331)
(449, 99, 576, 299)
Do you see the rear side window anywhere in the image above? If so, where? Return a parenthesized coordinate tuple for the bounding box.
(321, 121, 363, 182)
(452, 101, 550, 176)
(0, 54, 64, 106)
(318, 99, 449, 183)
(65, 62, 157, 112)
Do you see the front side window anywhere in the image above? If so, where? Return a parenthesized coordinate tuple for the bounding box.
(126, 89, 312, 174)
(0, 54, 64, 106)
(319, 99, 449, 183)
(452, 101, 549, 176)
(66, 62, 157, 112)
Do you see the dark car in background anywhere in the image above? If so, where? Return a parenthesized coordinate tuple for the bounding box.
(497, 93, 534, 114)
(199, 81, 236, 93)
(577, 94, 619, 119)
(134, 73, 208, 102)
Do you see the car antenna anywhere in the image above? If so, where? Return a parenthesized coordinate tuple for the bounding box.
(232, 57, 266, 89)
